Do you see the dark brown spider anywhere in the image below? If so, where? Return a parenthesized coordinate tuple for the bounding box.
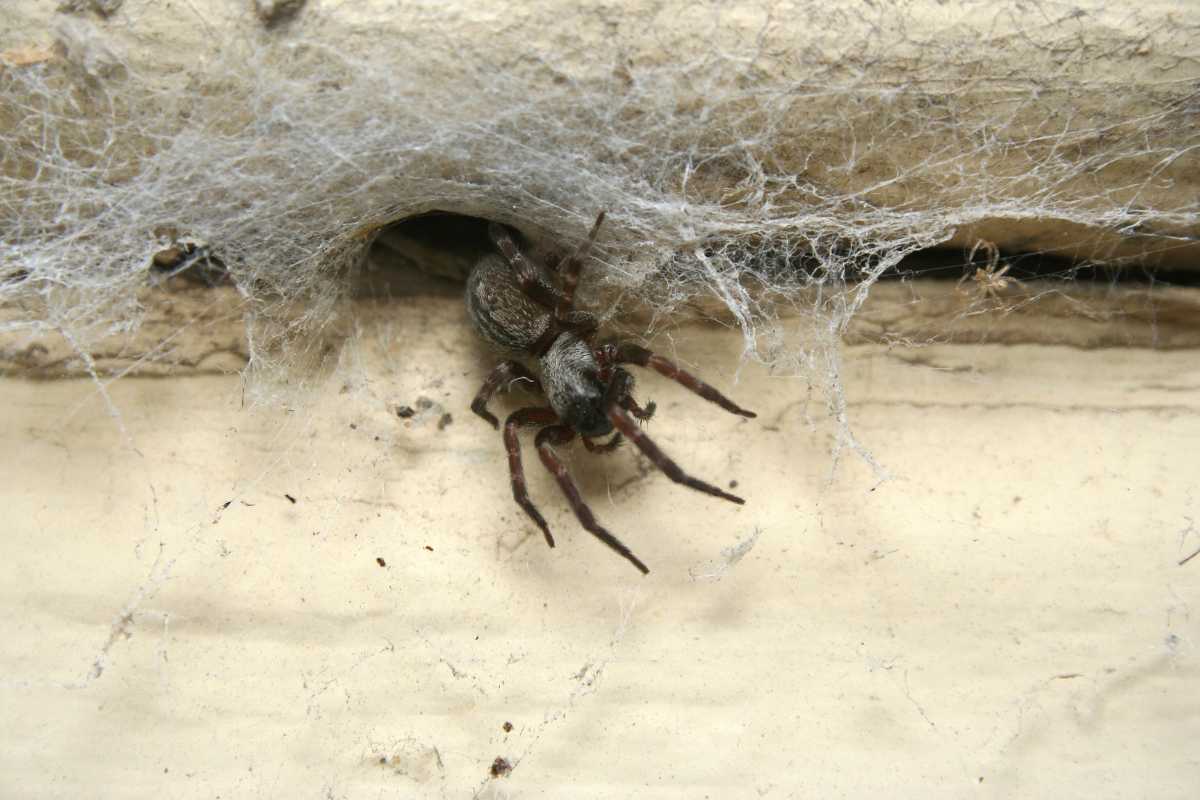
(466, 212, 755, 574)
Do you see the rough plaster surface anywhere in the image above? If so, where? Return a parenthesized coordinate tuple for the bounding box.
(2, 284, 1198, 798)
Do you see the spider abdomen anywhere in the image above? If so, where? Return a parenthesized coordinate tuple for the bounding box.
(465, 253, 552, 352)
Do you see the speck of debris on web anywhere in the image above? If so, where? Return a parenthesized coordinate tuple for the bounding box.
(502, 721, 513, 732)
(376, 557, 386, 567)
(396, 405, 415, 418)
(59, 0, 125, 20)
(415, 396, 434, 411)
(254, 0, 306, 26)
(437, 413, 453, 430)
(490, 756, 512, 778)
(285, 493, 297, 504)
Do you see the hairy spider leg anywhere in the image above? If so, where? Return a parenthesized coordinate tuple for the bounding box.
(503, 407, 560, 548)
(607, 404, 745, 505)
(554, 211, 606, 320)
(472, 360, 542, 429)
(613, 343, 756, 419)
(488, 222, 565, 311)
(601, 363, 658, 423)
(535, 424, 650, 574)
(621, 394, 656, 421)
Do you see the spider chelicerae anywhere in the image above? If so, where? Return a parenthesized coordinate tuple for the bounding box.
(466, 212, 756, 574)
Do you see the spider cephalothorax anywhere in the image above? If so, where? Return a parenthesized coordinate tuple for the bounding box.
(466, 212, 755, 574)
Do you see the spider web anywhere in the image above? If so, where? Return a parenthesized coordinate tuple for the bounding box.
(3, 2, 1197, 430)
(2, 2, 1198, 796)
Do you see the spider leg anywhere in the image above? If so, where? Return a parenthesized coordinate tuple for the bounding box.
(472, 360, 542, 429)
(602, 365, 657, 422)
(488, 222, 565, 311)
(562, 310, 600, 339)
(535, 424, 649, 574)
(503, 407, 560, 548)
(968, 239, 1000, 271)
(612, 344, 756, 419)
(554, 211, 606, 321)
(607, 404, 745, 505)
(621, 394, 656, 421)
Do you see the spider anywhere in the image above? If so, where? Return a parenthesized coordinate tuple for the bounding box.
(466, 211, 756, 574)
(957, 239, 1022, 301)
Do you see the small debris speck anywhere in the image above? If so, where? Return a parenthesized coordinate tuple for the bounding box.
(437, 413, 453, 430)
(396, 406, 415, 418)
(349, 423, 357, 430)
(285, 493, 297, 504)
(415, 396, 434, 411)
(424, 545, 434, 552)
(255, 0, 306, 26)
(729, 479, 738, 489)
(489, 756, 512, 778)
(502, 721, 512, 733)
(376, 557, 386, 567)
